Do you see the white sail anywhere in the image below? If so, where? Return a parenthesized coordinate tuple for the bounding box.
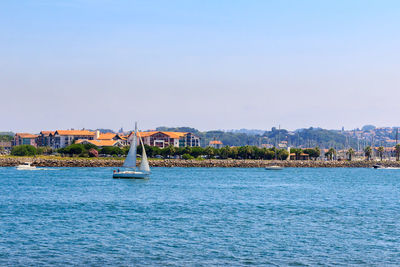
(123, 124, 137, 168)
(138, 133, 150, 172)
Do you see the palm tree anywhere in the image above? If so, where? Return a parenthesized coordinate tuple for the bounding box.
(377, 146, 384, 161)
(395, 144, 400, 161)
(364, 146, 372, 161)
(325, 147, 336, 161)
(346, 148, 355, 161)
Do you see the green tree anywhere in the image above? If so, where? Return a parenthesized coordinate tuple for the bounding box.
(264, 149, 275, 160)
(325, 148, 336, 161)
(303, 148, 320, 160)
(100, 146, 123, 156)
(182, 153, 194, 160)
(218, 146, 230, 159)
(161, 145, 176, 158)
(364, 146, 372, 161)
(277, 149, 289, 160)
(395, 144, 400, 161)
(83, 143, 98, 151)
(229, 147, 239, 159)
(204, 146, 215, 159)
(190, 147, 204, 158)
(290, 148, 303, 160)
(11, 145, 37, 156)
(346, 148, 355, 161)
(377, 146, 384, 161)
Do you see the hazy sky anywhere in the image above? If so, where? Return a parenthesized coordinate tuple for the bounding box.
(1, 0, 400, 133)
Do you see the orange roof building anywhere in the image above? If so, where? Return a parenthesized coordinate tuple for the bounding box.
(76, 139, 124, 147)
(52, 130, 95, 149)
(209, 140, 223, 148)
(13, 133, 39, 147)
(128, 131, 200, 148)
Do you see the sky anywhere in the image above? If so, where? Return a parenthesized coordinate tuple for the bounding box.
(1, 0, 400, 133)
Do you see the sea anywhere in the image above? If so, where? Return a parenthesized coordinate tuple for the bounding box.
(1, 167, 399, 266)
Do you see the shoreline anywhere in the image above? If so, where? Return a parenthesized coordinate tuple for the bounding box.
(0, 156, 399, 168)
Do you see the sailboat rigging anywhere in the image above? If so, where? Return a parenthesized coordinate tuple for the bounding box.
(113, 122, 151, 179)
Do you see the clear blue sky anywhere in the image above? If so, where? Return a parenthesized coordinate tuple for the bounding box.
(1, 0, 400, 132)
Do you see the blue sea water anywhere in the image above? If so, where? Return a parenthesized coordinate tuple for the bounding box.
(1, 167, 400, 266)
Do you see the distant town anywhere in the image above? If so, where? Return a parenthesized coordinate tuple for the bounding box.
(1, 125, 400, 160)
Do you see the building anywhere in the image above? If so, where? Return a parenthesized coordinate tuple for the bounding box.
(131, 131, 201, 148)
(97, 132, 128, 146)
(37, 131, 55, 147)
(12, 133, 38, 147)
(52, 130, 95, 149)
(209, 140, 223, 149)
(0, 141, 11, 152)
(75, 139, 125, 148)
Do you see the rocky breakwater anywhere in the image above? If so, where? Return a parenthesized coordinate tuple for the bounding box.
(0, 157, 124, 167)
(151, 159, 400, 168)
(2, 157, 400, 168)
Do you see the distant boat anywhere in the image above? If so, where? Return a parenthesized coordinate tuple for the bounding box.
(113, 123, 150, 179)
(373, 165, 400, 170)
(16, 162, 36, 170)
(265, 166, 284, 170)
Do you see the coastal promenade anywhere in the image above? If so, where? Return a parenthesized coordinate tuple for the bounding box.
(1, 156, 400, 168)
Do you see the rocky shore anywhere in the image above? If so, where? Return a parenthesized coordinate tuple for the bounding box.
(1, 157, 400, 168)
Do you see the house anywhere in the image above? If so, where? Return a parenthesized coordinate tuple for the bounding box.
(12, 133, 38, 147)
(97, 132, 128, 146)
(0, 141, 11, 152)
(37, 131, 55, 147)
(52, 130, 95, 149)
(75, 139, 125, 148)
(290, 152, 309, 160)
(209, 140, 223, 149)
(131, 131, 201, 148)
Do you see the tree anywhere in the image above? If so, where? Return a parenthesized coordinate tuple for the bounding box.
(161, 145, 176, 158)
(276, 149, 289, 160)
(190, 147, 204, 158)
(377, 146, 384, 161)
(217, 146, 230, 159)
(204, 146, 215, 159)
(364, 146, 372, 161)
(325, 148, 336, 161)
(63, 144, 85, 155)
(229, 147, 239, 159)
(395, 144, 400, 161)
(346, 148, 355, 161)
(303, 148, 319, 160)
(11, 145, 37, 156)
(100, 146, 122, 156)
(36, 146, 53, 155)
(290, 148, 303, 160)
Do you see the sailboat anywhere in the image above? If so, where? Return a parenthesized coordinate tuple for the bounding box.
(113, 122, 151, 179)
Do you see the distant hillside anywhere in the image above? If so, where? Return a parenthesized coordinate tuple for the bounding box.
(262, 127, 357, 149)
(156, 126, 200, 134)
(153, 126, 362, 148)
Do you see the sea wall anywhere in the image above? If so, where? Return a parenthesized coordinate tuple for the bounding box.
(1, 157, 400, 168)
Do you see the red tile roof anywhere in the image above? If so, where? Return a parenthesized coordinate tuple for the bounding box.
(15, 133, 38, 139)
(55, 130, 95, 136)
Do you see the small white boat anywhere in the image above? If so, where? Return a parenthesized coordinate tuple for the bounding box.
(113, 122, 150, 179)
(265, 165, 284, 170)
(16, 162, 36, 170)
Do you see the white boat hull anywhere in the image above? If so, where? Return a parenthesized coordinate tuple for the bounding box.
(113, 171, 150, 179)
(265, 166, 284, 170)
(16, 166, 37, 170)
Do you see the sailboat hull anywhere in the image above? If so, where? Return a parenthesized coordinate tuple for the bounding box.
(113, 171, 150, 179)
